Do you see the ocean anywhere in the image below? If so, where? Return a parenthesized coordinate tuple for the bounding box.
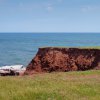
(0, 33, 100, 67)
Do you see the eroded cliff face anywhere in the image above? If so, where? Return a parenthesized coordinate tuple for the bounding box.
(25, 47, 100, 75)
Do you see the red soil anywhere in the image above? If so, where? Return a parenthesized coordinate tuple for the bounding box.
(25, 47, 100, 75)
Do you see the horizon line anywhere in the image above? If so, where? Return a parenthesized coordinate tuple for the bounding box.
(0, 32, 100, 34)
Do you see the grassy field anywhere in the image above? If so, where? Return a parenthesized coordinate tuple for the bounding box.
(0, 70, 100, 100)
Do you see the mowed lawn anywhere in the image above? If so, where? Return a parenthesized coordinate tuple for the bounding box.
(0, 70, 100, 100)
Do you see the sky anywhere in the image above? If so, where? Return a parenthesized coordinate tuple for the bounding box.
(0, 0, 100, 32)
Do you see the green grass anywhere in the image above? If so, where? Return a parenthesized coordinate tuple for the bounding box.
(0, 70, 100, 100)
(40, 46, 100, 49)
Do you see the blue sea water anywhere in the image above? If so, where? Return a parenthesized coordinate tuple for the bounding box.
(0, 33, 100, 67)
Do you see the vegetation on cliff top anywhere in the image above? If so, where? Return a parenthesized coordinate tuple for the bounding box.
(0, 70, 100, 100)
(40, 46, 100, 49)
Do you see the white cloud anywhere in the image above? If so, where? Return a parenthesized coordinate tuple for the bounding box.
(81, 5, 100, 12)
(19, 2, 53, 12)
(18, 0, 63, 13)
(47, 6, 53, 11)
(47, 5, 53, 11)
(18, 2, 41, 12)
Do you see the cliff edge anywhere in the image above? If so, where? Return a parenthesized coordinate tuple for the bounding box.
(25, 47, 100, 75)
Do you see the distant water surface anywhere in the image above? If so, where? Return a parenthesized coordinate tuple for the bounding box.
(0, 33, 100, 67)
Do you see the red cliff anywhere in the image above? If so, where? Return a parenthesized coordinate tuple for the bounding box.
(25, 47, 100, 75)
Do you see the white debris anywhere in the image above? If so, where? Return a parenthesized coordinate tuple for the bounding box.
(0, 65, 26, 76)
